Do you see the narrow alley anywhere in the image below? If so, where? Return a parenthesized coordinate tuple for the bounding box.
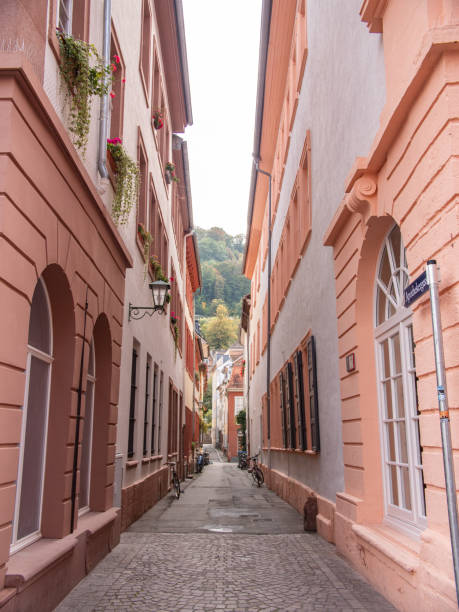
(56, 449, 395, 612)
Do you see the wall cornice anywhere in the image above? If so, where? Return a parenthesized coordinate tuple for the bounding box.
(324, 25, 459, 247)
(359, 0, 387, 33)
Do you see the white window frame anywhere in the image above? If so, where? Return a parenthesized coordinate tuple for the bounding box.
(11, 280, 53, 554)
(374, 226, 426, 537)
(79, 340, 95, 516)
(57, 0, 73, 34)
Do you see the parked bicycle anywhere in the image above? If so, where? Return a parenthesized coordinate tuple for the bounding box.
(167, 461, 181, 499)
(196, 450, 204, 473)
(248, 454, 264, 487)
(238, 451, 248, 469)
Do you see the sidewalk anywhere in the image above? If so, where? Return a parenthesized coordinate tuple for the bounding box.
(55, 460, 396, 611)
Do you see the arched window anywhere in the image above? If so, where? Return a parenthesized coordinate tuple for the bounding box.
(375, 225, 426, 533)
(12, 279, 53, 551)
(79, 339, 95, 514)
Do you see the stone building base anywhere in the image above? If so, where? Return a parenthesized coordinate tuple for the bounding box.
(121, 466, 169, 532)
(260, 463, 336, 543)
(0, 509, 120, 612)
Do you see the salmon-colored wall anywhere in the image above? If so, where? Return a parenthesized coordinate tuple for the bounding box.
(227, 391, 243, 461)
(324, 3, 459, 606)
(0, 57, 130, 601)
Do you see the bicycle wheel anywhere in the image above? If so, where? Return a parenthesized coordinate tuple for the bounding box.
(173, 473, 181, 499)
(254, 466, 264, 487)
(251, 467, 258, 485)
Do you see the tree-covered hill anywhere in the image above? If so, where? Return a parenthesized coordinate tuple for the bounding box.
(195, 227, 250, 320)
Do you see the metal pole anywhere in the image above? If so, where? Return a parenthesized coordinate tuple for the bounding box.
(70, 286, 89, 533)
(426, 259, 459, 606)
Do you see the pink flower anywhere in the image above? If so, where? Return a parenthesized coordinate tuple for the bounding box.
(110, 92, 115, 99)
(111, 63, 117, 72)
(114, 54, 120, 64)
(170, 277, 175, 282)
(171, 311, 176, 317)
(122, 78, 126, 83)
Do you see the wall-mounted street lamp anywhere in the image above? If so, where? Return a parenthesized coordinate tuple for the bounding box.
(128, 279, 170, 321)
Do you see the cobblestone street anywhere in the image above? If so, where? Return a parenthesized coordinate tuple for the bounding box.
(56, 450, 396, 612)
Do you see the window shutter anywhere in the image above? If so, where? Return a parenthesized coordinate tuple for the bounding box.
(295, 350, 307, 451)
(128, 348, 137, 458)
(279, 372, 287, 448)
(287, 361, 296, 449)
(307, 336, 320, 452)
(284, 367, 291, 447)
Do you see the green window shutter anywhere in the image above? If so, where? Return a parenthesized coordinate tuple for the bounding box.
(295, 350, 307, 451)
(279, 372, 287, 448)
(287, 362, 296, 449)
(307, 336, 320, 452)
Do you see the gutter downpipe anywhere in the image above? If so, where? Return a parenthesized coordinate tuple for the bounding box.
(254, 163, 272, 473)
(246, 302, 251, 457)
(98, 0, 111, 178)
(183, 228, 195, 464)
(70, 286, 89, 532)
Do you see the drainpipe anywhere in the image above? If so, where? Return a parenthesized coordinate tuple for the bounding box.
(183, 229, 195, 469)
(70, 286, 89, 533)
(246, 313, 251, 457)
(254, 160, 272, 473)
(98, 0, 111, 178)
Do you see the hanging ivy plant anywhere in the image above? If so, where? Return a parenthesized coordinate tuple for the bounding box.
(170, 312, 180, 356)
(107, 139, 140, 224)
(137, 223, 153, 270)
(149, 256, 169, 283)
(165, 161, 180, 183)
(57, 30, 113, 154)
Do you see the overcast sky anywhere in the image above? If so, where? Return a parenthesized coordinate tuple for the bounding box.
(182, 0, 262, 237)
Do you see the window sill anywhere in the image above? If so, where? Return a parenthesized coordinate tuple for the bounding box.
(126, 460, 138, 469)
(151, 454, 163, 461)
(265, 447, 318, 455)
(6, 535, 78, 588)
(142, 457, 150, 465)
(75, 508, 118, 536)
(352, 523, 420, 574)
(6, 509, 118, 590)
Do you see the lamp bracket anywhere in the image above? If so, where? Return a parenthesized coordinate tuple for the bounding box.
(128, 303, 164, 321)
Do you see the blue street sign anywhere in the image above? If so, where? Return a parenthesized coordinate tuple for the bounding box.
(404, 270, 429, 307)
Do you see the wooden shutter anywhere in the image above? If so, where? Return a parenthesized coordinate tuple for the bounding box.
(295, 350, 307, 450)
(279, 372, 287, 448)
(284, 367, 291, 447)
(128, 348, 137, 458)
(307, 336, 320, 452)
(287, 362, 296, 449)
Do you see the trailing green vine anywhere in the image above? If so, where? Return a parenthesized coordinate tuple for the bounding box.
(57, 30, 112, 154)
(137, 223, 152, 270)
(170, 312, 180, 357)
(107, 139, 140, 224)
(149, 255, 169, 283)
(165, 162, 180, 183)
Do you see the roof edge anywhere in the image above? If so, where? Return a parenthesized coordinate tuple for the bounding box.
(174, 0, 193, 126)
(242, 0, 272, 275)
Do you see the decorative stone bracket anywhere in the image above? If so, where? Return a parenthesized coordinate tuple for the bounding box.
(345, 174, 378, 227)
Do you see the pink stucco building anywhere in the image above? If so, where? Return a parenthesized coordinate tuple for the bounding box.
(244, 1, 459, 610)
(0, 1, 197, 610)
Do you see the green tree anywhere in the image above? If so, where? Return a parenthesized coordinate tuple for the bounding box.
(195, 227, 250, 318)
(203, 377, 212, 413)
(200, 304, 238, 350)
(236, 409, 246, 452)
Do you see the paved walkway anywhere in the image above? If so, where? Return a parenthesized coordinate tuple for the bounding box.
(55, 449, 396, 611)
